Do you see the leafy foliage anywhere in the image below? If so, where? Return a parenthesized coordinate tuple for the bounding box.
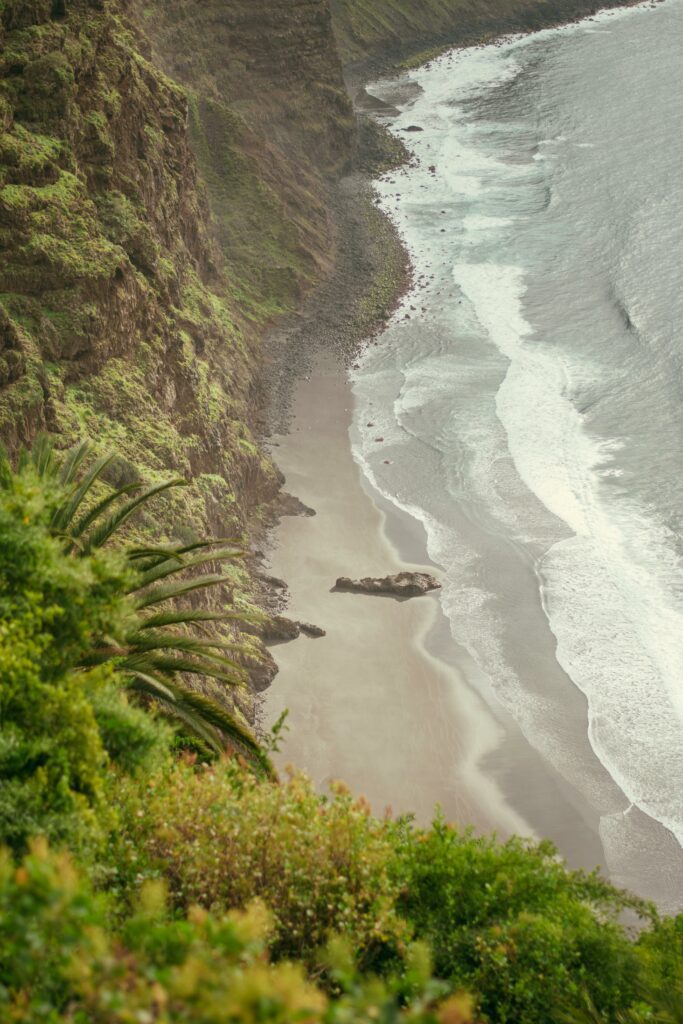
(0, 841, 464, 1024)
(0, 445, 680, 1024)
(394, 818, 653, 1023)
(115, 759, 682, 1024)
(126, 761, 411, 970)
(0, 468, 129, 854)
(0, 436, 272, 772)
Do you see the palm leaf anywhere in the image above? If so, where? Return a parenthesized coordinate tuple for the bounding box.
(138, 609, 241, 630)
(57, 441, 91, 488)
(0, 446, 12, 489)
(126, 545, 187, 566)
(124, 631, 242, 659)
(5, 436, 272, 777)
(69, 481, 143, 543)
(134, 573, 228, 610)
(122, 651, 242, 683)
(52, 452, 117, 532)
(131, 547, 242, 590)
(82, 477, 187, 552)
(127, 673, 274, 777)
(31, 434, 55, 478)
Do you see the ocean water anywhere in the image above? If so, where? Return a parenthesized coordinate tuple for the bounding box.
(353, 0, 683, 905)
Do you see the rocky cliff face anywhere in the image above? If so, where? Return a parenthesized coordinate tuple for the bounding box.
(0, 0, 361, 722)
(137, 0, 354, 323)
(0, 0, 271, 515)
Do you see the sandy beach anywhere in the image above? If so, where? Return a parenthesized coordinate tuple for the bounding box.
(262, 357, 512, 832)
(262, 355, 614, 865)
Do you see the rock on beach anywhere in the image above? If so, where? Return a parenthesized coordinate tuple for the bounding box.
(333, 571, 440, 598)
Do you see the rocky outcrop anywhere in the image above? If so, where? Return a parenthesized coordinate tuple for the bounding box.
(262, 615, 302, 644)
(299, 621, 326, 638)
(334, 572, 441, 598)
(262, 615, 326, 643)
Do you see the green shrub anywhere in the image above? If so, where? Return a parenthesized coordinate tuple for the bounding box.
(116, 759, 683, 1024)
(90, 682, 173, 778)
(394, 817, 654, 1023)
(0, 436, 272, 770)
(0, 842, 466, 1023)
(0, 470, 131, 854)
(128, 760, 411, 970)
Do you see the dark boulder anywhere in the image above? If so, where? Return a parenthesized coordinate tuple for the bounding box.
(334, 571, 440, 598)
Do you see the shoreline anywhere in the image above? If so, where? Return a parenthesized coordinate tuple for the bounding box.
(255, 0, 682, 909)
(262, 356, 530, 837)
(261, 355, 611, 872)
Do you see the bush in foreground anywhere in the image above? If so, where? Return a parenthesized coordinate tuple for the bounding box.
(117, 760, 411, 971)
(0, 840, 466, 1024)
(115, 759, 681, 1024)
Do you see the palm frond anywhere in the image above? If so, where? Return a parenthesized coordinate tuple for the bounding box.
(128, 674, 274, 776)
(124, 631, 242, 659)
(131, 546, 242, 591)
(52, 452, 117, 532)
(122, 651, 242, 684)
(134, 573, 229, 610)
(57, 440, 91, 487)
(82, 477, 187, 552)
(69, 481, 143, 544)
(31, 433, 56, 478)
(126, 545, 187, 565)
(128, 673, 274, 777)
(0, 446, 12, 489)
(138, 609, 240, 630)
(4, 435, 272, 776)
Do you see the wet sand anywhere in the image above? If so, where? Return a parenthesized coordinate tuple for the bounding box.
(262, 355, 607, 859)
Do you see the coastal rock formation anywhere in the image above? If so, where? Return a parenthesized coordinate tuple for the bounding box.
(0, 0, 637, 720)
(262, 616, 326, 642)
(0, 0, 353, 717)
(299, 621, 326, 638)
(262, 615, 301, 643)
(334, 572, 441, 598)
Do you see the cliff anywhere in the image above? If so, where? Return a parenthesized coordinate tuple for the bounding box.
(0, 0, 361, 713)
(0, 0, 278, 518)
(136, 0, 354, 320)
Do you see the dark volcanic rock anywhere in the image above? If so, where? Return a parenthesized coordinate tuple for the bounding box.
(334, 571, 440, 598)
(278, 492, 316, 517)
(402, 125, 424, 132)
(262, 615, 301, 643)
(299, 621, 326, 638)
(248, 647, 280, 692)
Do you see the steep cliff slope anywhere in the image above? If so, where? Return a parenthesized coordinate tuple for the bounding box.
(332, 0, 634, 72)
(136, 0, 355, 324)
(0, 0, 634, 719)
(0, 0, 277, 526)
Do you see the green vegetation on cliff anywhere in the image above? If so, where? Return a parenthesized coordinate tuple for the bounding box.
(0, 0, 330, 715)
(0, 438, 272, 856)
